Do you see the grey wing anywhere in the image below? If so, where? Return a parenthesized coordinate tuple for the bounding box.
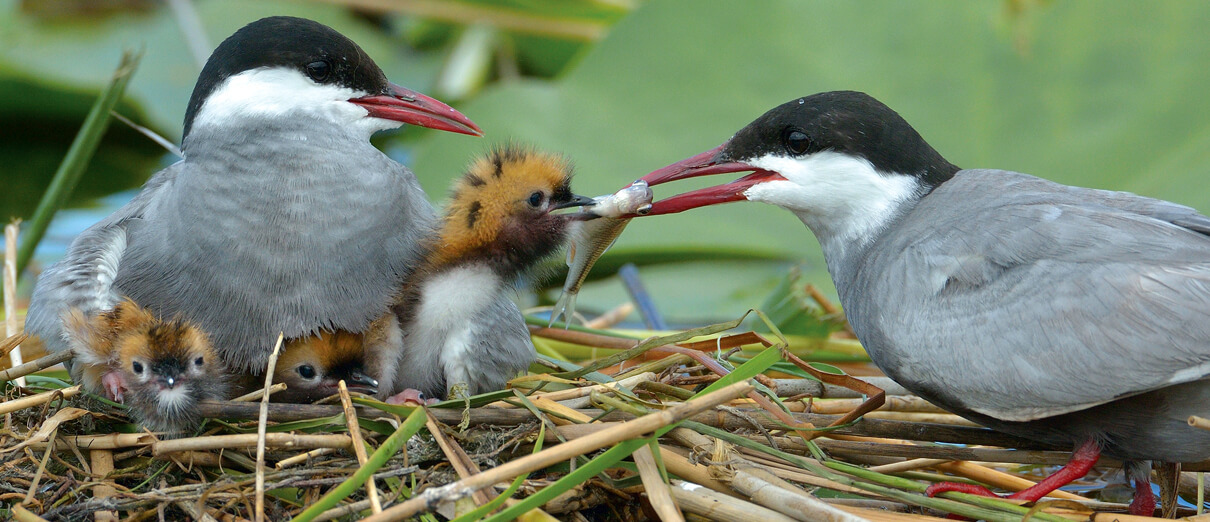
(24, 166, 179, 355)
(864, 170, 1210, 422)
(463, 297, 536, 396)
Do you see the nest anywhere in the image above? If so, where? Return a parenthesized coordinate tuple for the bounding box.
(2, 314, 1208, 522)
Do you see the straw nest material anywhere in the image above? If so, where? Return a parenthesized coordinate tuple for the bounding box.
(2, 311, 1208, 522)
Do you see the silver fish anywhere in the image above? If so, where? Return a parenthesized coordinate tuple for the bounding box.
(550, 181, 653, 327)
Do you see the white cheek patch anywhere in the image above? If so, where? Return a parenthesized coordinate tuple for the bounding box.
(189, 67, 396, 137)
(744, 151, 922, 246)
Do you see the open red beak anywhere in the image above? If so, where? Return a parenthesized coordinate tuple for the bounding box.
(349, 83, 483, 136)
(636, 144, 784, 216)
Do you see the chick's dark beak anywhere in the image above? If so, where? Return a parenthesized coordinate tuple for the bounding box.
(637, 144, 784, 216)
(349, 83, 483, 136)
(345, 371, 379, 395)
(551, 194, 596, 211)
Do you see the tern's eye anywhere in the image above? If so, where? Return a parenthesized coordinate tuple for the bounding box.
(194, 357, 204, 367)
(305, 61, 331, 83)
(528, 191, 544, 208)
(297, 365, 317, 380)
(132, 361, 144, 374)
(784, 129, 813, 156)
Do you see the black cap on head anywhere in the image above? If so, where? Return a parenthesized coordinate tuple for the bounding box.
(182, 16, 390, 138)
(719, 91, 960, 188)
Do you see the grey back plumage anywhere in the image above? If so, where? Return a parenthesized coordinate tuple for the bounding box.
(833, 170, 1210, 461)
(29, 121, 435, 373)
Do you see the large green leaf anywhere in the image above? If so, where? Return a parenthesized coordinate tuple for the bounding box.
(410, 0, 1210, 315)
(0, 1, 444, 220)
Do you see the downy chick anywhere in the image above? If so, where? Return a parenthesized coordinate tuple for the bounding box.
(383, 146, 593, 402)
(64, 299, 229, 434)
(245, 314, 397, 403)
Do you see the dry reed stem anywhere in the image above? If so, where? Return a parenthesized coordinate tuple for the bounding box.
(3, 407, 88, 455)
(656, 443, 742, 499)
(1, 332, 27, 360)
(772, 377, 911, 398)
(364, 381, 755, 521)
(670, 480, 797, 522)
(632, 444, 684, 522)
(583, 302, 634, 329)
(231, 383, 286, 402)
(499, 372, 655, 408)
(255, 332, 284, 522)
(423, 408, 492, 508)
(0, 384, 81, 415)
(731, 467, 865, 522)
(862, 411, 980, 426)
(4, 221, 23, 387)
(337, 380, 381, 513)
(10, 504, 49, 522)
(833, 505, 952, 522)
(29, 433, 154, 451)
(151, 433, 352, 456)
(0, 351, 74, 384)
(23, 429, 56, 507)
(90, 449, 119, 522)
(274, 447, 337, 470)
(1190, 416, 1210, 432)
(869, 458, 951, 474)
(529, 396, 592, 425)
(786, 396, 948, 415)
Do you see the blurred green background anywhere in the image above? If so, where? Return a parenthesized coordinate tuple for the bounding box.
(4, 0, 1210, 325)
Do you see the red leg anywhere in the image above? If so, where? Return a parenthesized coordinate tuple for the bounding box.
(927, 439, 1101, 503)
(1128, 471, 1156, 516)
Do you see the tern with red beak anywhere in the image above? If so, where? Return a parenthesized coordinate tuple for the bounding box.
(637, 91, 1210, 516)
(27, 16, 482, 378)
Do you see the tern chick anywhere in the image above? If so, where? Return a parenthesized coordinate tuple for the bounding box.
(383, 146, 593, 402)
(235, 315, 397, 403)
(65, 300, 229, 434)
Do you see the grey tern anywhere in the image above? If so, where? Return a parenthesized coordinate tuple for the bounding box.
(635, 90, 1210, 516)
(26, 16, 483, 378)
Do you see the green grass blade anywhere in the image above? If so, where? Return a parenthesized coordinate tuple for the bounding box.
(483, 436, 653, 522)
(17, 49, 142, 274)
(290, 407, 427, 522)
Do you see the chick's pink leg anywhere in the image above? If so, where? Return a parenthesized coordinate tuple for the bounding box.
(386, 388, 439, 405)
(102, 372, 127, 403)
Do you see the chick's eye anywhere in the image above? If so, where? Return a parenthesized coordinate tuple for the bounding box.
(784, 129, 812, 155)
(132, 361, 144, 374)
(194, 357, 204, 367)
(305, 60, 331, 82)
(528, 191, 544, 208)
(297, 365, 317, 380)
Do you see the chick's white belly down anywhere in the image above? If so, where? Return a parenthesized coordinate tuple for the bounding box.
(390, 264, 534, 399)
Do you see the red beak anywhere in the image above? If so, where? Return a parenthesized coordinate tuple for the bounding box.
(349, 83, 483, 136)
(636, 144, 784, 216)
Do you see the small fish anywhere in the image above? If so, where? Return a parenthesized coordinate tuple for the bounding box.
(550, 180, 653, 327)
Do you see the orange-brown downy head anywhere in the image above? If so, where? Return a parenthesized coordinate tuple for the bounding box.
(275, 327, 380, 403)
(429, 145, 592, 273)
(111, 300, 223, 404)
